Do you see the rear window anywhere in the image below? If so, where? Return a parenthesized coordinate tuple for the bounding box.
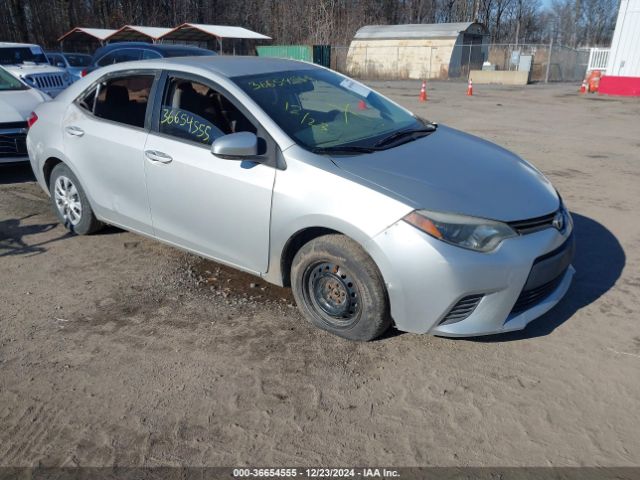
(65, 54, 92, 67)
(97, 49, 142, 67)
(162, 49, 216, 58)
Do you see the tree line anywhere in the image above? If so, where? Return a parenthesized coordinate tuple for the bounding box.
(1, 0, 619, 49)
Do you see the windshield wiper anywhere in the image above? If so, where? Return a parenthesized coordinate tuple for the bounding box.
(312, 145, 379, 155)
(374, 124, 437, 148)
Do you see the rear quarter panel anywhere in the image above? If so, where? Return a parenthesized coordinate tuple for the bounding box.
(27, 100, 69, 193)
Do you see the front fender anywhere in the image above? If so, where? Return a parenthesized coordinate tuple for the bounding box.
(263, 152, 412, 286)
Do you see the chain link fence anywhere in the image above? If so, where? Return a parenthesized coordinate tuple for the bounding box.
(330, 43, 589, 83)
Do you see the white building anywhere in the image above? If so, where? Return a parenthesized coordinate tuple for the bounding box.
(600, 0, 640, 95)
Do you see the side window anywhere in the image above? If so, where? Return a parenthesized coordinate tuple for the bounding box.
(159, 76, 256, 146)
(113, 49, 142, 63)
(97, 49, 141, 66)
(97, 52, 117, 67)
(142, 50, 162, 60)
(77, 85, 97, 112)
(94, 74, 154, 128)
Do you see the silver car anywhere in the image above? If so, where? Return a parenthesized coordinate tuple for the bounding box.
(26, 57, 574, 341)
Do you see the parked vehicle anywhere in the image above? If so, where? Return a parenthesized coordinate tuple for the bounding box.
(27, 57, 574, 341)
(0, 66, 48, 164)
(83, 42, 216, 76)
(0, 42, 74, 98)
(45, 51, 92, 81)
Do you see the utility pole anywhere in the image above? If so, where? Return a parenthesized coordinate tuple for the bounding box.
(545, 23, 555, 83)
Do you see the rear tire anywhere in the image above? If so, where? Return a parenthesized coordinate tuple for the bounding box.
(291, 234, 391, 341)
(49, 163, 103, 235)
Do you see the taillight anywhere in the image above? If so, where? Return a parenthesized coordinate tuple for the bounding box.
(27, 112, 38, 128)
(81, 69, 88, 77)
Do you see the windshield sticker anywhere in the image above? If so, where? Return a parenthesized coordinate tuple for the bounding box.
(284, 102, 329, 132)
(29, 46, 43, 55)
(340, 78, 370, 98)
(247, 75, 314, 90)
(161, 107, 219, 144)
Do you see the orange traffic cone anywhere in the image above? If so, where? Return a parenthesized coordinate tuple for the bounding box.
(467, 78, 473, 96)
(579, 80, 587, 94)
(419, 80, 427, 102)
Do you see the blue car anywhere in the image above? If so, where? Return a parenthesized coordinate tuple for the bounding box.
(84, 42, 216, 76)
(46, 51, 93, 81)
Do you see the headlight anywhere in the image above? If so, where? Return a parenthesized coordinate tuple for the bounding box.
(404, 210, 517, 252)
(559, 203, 573, 234)
(63, 73, 71, 83)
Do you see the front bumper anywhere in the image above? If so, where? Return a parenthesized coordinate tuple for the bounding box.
(39, 87, 66, 98)
(1, 127, 29, 164)
(365, 220, 574, 336)
(0, 155, 29, 164)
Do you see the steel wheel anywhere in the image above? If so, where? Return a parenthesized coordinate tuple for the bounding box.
(53, 175, 82, 226)
(303, 261, 361, 328)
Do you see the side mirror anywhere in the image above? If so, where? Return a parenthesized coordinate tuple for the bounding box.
(211, 132, 259, 160)
(56, 62, 65, 68)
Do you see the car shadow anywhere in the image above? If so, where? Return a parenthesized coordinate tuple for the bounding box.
(0, 215, 73, 257)
(467, 212, 625, 342)
(0, 163, 36, 184)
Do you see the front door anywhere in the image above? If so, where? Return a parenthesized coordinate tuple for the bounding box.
(143, 74, 275, 273)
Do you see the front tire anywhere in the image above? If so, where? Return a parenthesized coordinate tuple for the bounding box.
(291, 234, 391, 341)
(49, 163, 103, 235)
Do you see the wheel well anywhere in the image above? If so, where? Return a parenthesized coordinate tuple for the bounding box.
(43, 157, 63, 189)
(280, 227, 339, 287)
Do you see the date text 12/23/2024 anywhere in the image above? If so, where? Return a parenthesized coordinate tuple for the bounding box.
(233, 468, 400, 478)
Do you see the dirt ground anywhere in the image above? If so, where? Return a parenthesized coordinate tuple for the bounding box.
(1, 81, 639, 467)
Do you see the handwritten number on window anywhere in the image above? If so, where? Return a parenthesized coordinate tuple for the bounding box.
(161, 107, 212, 143)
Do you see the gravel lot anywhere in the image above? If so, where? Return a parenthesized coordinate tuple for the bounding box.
(1, 81, 639, 467)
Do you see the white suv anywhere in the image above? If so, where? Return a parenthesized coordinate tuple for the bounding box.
(0, 42, 73, 97)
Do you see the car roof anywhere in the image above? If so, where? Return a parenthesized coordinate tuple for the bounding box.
(45, 51, 91, 56)
(94, 42, 211, 54)
(135, 55, 320, 78)
(0, 42, 40, 48)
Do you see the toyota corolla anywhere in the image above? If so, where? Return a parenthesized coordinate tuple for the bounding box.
(26, 57, 574, 341)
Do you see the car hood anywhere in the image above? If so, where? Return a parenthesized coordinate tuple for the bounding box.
(3, 64, 66, 75)
(330, 124, 559, 222)
(0, 88, 47, 122)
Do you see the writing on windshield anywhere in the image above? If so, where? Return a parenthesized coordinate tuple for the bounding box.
(234, 69, 421, 150)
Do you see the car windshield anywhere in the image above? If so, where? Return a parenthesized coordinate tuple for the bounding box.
(233, 69, 423, 150)
(64, 53, 92, 67)
(0, 67, 27, 91)
(0, 46, 48, 65)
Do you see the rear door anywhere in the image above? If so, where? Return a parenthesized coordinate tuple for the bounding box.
(143, 72, 276, 273)
(62, 70, 159, 233)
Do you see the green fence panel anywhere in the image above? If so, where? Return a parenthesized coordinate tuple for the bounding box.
(256, 45, 313, 62)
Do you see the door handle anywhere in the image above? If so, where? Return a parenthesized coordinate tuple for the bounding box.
(144, 150, 173, 164)
(65, 126, 84, 137)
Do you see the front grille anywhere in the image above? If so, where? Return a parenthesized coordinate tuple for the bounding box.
(0, 131, 28, 158)
(439, 294, 484, 325)
(510, 269, 566, 313)
(25, 73, 65, 90)
(0, 121, 28, 130)
(508, 212, 557, 234)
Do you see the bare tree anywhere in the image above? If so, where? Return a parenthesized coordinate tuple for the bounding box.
(0, 0, 618, 49)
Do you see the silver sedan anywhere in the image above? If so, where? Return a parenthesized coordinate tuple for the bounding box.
(26, 57, 574, 341)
